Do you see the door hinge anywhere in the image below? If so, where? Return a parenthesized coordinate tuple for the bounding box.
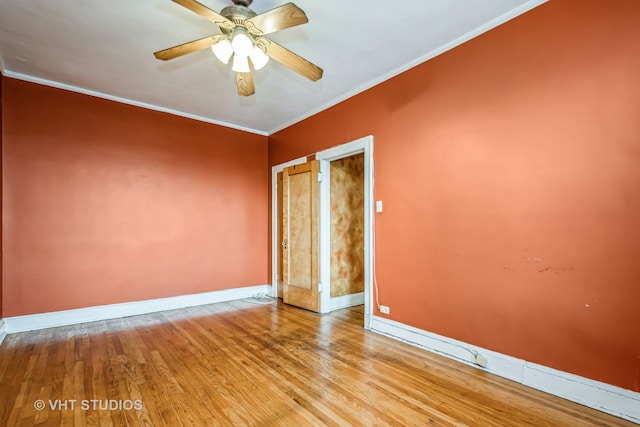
(318, 282, 324, 293)
(317, 172, 325, 183)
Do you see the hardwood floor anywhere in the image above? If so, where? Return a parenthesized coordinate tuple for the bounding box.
(0, 299, 635, 426)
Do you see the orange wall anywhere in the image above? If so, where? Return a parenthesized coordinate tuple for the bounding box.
(2, 78, 268, 317)
(269, 0, 640, 392)
(0, 73, 3, 319)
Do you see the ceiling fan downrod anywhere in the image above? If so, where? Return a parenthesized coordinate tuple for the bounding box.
(232, 0, 252, 6)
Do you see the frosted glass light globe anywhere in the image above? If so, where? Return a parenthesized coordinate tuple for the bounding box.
(250, 46, 269, 70)
(231, 32, 253, 58)
(232, 54, 250, 73)
(211, 39, 233, 64)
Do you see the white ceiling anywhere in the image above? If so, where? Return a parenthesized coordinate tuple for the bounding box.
(0, 0, 545, 135)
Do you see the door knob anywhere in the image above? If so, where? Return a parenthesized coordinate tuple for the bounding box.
(281, 241, 288, 249)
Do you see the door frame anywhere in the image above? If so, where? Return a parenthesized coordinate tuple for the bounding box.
(316, 136, 374, 328)
(271, 136, 374, 328)
(271, 156, 307, 299)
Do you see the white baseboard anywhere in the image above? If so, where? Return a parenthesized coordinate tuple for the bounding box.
(0, 319, 6, 345)
(371, 315, 640, 424)
(3, 285, 271, 334)
(330, 292, 365, 311)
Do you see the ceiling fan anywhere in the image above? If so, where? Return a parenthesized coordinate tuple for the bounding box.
(154, 0, 323, 96)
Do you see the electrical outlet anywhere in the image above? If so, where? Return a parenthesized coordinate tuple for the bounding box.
(376, 201, 383, 212)
(474, 354, 488, 368)
(380, 305, 390, 314)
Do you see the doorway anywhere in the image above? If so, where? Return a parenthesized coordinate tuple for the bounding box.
(272, 136, 374, 327)
(272, 156, 307, 299)
(326, 153, 365, 310)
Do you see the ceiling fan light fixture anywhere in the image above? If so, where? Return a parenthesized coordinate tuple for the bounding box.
(154, 0, 323, 96)
(231, 29, 253, 58)
(249, 46, 269, 70)
(232, 54, 250, 73)
(211, 39, 233, 64)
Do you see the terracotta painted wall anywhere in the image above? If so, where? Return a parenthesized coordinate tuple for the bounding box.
(0, 72, 4, 320)
(269, 0, 640, 392)
(2, 78, 268, 317)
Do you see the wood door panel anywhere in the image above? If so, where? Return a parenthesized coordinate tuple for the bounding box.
(282, 161, 320, 312)
(288, 172, 312, 289)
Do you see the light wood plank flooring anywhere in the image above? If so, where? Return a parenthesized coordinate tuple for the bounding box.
(0, 300, 635, 426)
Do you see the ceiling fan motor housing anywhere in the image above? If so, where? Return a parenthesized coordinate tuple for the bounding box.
(220, 5, 257, 29)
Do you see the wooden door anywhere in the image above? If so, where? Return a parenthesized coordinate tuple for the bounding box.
(282, 160, 320, 312)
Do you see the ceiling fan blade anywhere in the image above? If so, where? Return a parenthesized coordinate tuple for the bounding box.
(171, 0, 235, 31)
(236, 67, 255, 96)
(245, 3, 308, 36)
(256, 37, 323, 81)
(154, 34, 227, 60)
